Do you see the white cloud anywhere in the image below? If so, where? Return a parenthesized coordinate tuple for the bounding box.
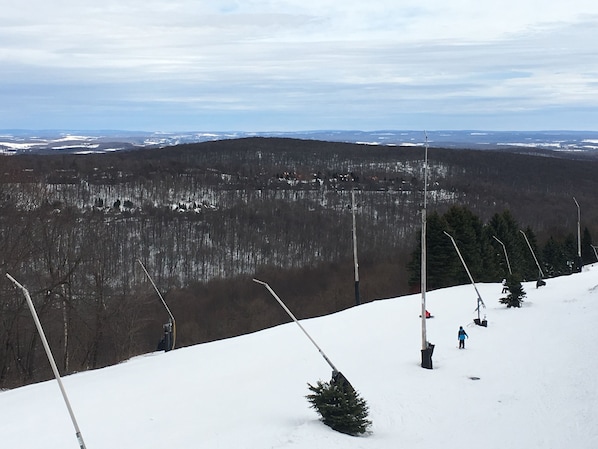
(1, 1, 598, 130)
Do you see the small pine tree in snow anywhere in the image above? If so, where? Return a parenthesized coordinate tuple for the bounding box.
(499, 274, 526, 308)
(306, 372, 371, 436)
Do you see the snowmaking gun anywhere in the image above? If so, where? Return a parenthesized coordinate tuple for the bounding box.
(252, 278, 355, 392)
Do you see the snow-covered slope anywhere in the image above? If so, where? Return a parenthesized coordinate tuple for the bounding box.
(1, 265, 597, 448)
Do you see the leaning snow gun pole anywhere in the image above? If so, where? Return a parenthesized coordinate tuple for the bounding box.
(443, 232, 487, 326)
(519, 230, 545, 279)
(6, 273, 88, 449)
(253, 279, 338, 372)
(492, 235, 512, 275)
(252, 279, 353, 389)
(137, 258, 176, 351)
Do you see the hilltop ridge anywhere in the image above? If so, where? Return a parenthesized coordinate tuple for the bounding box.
(2, 129, 598, 159)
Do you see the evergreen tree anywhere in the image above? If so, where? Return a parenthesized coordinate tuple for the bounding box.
(563, 233, 579, 273)
(480, 225, 503, 282)
(444, 205, 482, 286)
(306, 373, 372, 436)
(499, 274, 526, 308)
(488, 210, 529, 278)
(408, 206, 555, 291)
(487, 210, 518, 276)
(408, 211, 459, 290)
(542, 236, 567, 277)
(426, 212, 460, 289)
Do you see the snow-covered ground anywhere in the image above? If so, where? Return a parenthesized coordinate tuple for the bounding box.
(2, 130, 598, 155)
(1, 264, 597, 448)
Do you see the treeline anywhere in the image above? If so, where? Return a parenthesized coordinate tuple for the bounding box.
(1, 137, 598, 388)
(407, 206, 594, 291)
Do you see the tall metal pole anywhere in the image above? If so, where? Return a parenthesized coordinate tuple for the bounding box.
(420, 133, 433, 368)
(252, 278, 339, 373)
(351, 188, 360, 306)
(421, 134, 429, 351)
(6, 273, 87, 449)
(137, 258, 176, 350)
(492, 235, 512, 275)
(443, 232, 486, 322)
(519, 230, 544, 278)
(573, 197, 582, 267)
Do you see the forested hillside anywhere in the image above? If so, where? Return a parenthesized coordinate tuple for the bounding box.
(1, 137, 597, 387)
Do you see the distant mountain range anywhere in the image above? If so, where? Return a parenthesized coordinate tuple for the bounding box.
(2, 129, 598, 158)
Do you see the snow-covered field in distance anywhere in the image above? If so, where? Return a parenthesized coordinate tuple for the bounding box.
(1, 129, 598, 157)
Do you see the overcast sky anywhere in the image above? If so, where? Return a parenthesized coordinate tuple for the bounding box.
(2, 1, 597, 131)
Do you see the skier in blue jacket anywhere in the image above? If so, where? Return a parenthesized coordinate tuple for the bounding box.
(458, 326, 468, 349)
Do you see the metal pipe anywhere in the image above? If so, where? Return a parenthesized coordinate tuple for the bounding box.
(253, 278, 339, 373)
(492, 235, 512, 275)
(137, 258, 176, 350)
(6, 273, 87, 449)
(421, 133, 429, 351)
(519, 230, 544, 278)
(443, 232, 486, 321)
